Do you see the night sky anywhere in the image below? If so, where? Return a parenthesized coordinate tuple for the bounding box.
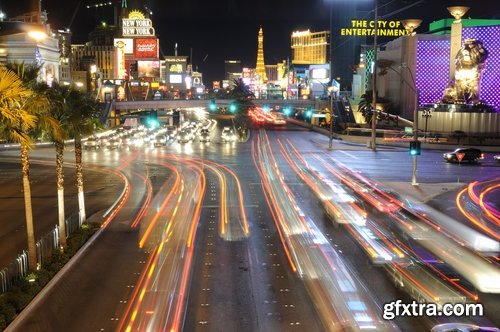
(1, 0, 499, 84)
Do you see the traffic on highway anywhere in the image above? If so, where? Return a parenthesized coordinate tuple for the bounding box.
(1, 111, 499, 332)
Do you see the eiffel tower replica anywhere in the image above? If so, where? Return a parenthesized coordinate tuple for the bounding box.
(255, 26, 267, 82)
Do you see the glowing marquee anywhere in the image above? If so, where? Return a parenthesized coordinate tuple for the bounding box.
(340, 20, 407, 37)
(122, 10, 155, 37)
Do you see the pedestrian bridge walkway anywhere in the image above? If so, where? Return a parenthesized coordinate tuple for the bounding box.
(113, 98, 317, 111)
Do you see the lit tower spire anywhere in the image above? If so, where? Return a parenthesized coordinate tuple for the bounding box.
(255, 26, 267, 82)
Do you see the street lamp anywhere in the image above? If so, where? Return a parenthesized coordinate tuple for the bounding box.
(382, 60, 420, 185)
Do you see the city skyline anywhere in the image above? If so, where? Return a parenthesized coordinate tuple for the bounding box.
(1, 0, 499, 83)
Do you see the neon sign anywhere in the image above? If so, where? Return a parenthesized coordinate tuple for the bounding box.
(122, 10, 155, 37)
(340, 20, 407, 37)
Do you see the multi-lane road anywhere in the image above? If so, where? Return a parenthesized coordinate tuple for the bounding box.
(1, 120, 499, 332)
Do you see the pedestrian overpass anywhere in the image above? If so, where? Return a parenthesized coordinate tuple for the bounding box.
(112, 98, 318, 112)
(105, 98, 357, 128)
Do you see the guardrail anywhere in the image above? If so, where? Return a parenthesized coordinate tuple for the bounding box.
(0, 211, 80, 294)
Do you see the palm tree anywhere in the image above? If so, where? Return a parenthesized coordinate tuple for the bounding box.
(1, 64, 61, 269)
(41, 82, 72, 248)
(358, 90, 375, 124)
(227, 78, 255, 134)
(66, 89, 102, 224)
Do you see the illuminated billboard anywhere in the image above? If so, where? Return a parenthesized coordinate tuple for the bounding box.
(122, 10, 155, 37)
(138, 61, 160, 78)
(309, 64, 330, 83)
(169, 63, 183, 73)
(114, 39, 133, 79)
(169, 74, 182, 84)
(114, 38, 134, 54)
(134, 38, 159, 59)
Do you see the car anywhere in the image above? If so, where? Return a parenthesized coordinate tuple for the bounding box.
(154, 134, 167, 147)
(431, 323, 500, 332)
(165, 126, 178, 140)
(121, 134, 133, 147)
(443, 148, 484, 163)
(494, 155, 500, 163)
(177, 130, 193, 143)
(199, 129, 211, 142)
(221, 127, 237, 142)
(105, 137, 122, 149)
(84, 136, 101, 150)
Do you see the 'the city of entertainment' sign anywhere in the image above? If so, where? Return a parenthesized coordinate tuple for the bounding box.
(340, 20, 407, 37)
(122, 10, 155, 37)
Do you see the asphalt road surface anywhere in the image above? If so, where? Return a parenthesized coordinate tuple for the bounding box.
(2, 121, 499, 332)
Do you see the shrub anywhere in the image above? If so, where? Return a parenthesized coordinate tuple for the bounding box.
(0, 222, 99, 329)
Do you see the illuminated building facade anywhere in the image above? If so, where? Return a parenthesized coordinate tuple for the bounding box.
(289, 29, 330, 99)
(291, 30, 329, 65)
(71, 44, 115, 81)
(0, 12, 60, 85)
(225, 60, 242, 81)
(54, 29, 72, 85)
(70, 22, 119, 93)
(366, 18, 500, 135)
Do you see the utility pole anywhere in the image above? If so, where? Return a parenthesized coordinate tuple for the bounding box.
(370, 1, 378, 151)
(328, 2, 334, 151)
(329, 89, 335, 150)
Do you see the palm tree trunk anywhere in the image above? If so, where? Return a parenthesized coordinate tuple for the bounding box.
(21, 145, 37, 270)
(55, 141, 67, 248)
(74, 135, 86, 224)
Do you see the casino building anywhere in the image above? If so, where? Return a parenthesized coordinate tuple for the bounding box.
(353, 9, 500, 136)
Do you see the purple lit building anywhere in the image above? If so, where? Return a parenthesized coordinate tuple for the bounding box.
(373, 20, 500, 136)
(415, 25, 500, 110)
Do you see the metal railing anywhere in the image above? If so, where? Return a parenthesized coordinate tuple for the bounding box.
(0, 211, 81, 293)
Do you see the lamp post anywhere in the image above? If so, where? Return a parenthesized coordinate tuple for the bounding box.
(401, 18, 422, 186)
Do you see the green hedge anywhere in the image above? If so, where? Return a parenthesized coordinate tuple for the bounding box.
(0, 223, 99, 331)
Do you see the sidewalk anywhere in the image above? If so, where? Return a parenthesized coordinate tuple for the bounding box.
(379, 181, 465, 204)
(286, 118, 500, 153)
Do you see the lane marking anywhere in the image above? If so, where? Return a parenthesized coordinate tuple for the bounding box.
(339, 150, 359, 159)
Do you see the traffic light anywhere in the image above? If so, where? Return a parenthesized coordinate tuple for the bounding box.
(146, 110, 159, 128)
(209, 99, 216, 112)
(229, 102, 237, 113)
(305, 108, 313, 118)
(262, 104, 270, 113)
(409, 140, 421, 156)
(283, 106, 291, 116)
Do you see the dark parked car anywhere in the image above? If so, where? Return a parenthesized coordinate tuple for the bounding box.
(431, 323, 499, 332)
(443, 148, 484, 163)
